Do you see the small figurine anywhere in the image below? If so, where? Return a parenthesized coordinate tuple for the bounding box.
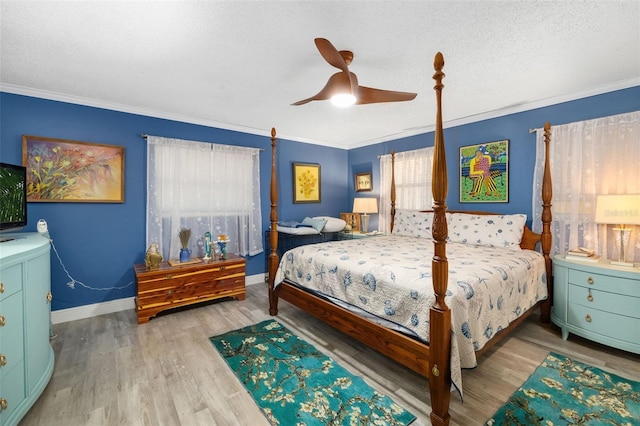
(203, 231, 213, 261)
(145, 243, 163, 269)
(217, 234, 229, 259)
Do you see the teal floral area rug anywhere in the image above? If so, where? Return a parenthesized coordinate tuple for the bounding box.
(210, 319, 416, 425)
(486, 352, 640, 425)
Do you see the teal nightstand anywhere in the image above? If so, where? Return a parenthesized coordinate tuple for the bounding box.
(552, 255, 640, 354)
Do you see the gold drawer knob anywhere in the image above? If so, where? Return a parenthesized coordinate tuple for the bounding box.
(0, 354, 6, 367)
(0, 282, 4, 293)
(587, 290, 593, 302)
(431, 364, 440, 377)
(0, 398, 7, 411)
(165, 274, 174, 279)
(47, 292, 53, 302)
(587, 276, 594, 285)
(585, 314, 592, 323)
(0, 315, 4, 327)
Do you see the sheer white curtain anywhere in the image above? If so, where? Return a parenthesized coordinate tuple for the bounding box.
(532, 111, 640, 262)
(379, 147, 434, 233)
(147, 136, 262, 261)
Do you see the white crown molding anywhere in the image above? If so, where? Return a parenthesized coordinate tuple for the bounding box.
(345, 77, 640, 149)
(50, 273, 265, 324)
(2, 77, 638, 150)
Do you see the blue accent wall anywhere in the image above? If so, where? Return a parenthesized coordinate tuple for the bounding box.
(348, 87, 640, 231)
(0, 93, 348, 310)
(1, 86, 637, 311)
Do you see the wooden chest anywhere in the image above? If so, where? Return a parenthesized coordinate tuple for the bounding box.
(134, 255, 246, 324)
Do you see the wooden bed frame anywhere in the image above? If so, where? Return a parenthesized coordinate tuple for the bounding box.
(267, 52, 553, 426)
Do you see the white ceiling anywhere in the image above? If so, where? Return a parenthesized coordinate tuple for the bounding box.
(1, 1, 639, 149)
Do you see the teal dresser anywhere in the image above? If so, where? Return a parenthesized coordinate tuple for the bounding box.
(552, 255, 640, 354)
(0, 233, 54, 425)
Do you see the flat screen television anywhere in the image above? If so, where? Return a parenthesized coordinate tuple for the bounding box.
(0, 162, 28, 234)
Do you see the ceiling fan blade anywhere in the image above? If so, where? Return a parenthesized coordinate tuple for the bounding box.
(292, 72, 353, 106)
(355, 86, 417, 105)
(315, 38, 359, 96)
(314, 38, 349, 73)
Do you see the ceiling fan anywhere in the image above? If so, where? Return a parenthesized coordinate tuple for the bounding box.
(292, 38, 417, 107)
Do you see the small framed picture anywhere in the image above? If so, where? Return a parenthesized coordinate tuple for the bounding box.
(355, 172, 372, 192)
(292, 162, 321, 203)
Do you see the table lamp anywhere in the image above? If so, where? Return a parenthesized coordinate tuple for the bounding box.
(353, 198, 378, 233)
(595, 194, 640, 267)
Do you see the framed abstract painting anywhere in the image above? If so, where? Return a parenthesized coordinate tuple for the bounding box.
(459, 139, 509, 203)
(22, 135, 125, 202)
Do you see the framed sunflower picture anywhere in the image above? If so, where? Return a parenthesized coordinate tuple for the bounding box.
(459, 139, 509, 203)
(292, 162, 321, 203)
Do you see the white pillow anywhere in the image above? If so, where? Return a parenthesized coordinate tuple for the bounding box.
(392, 209, 433, 239)
(301, 216, 327, 232)
(312, 216, 347, 232)
(447, 213, 526, 249)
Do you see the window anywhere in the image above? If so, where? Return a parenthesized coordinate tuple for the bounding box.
(147, 136, 262, 260)
(533, 111, 640, 262)
(379, 147, 434, 233)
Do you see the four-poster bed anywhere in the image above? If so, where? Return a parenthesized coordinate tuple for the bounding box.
(267, 52, 553, 425)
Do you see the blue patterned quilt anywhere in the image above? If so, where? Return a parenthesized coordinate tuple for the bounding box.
(274, 235, 548, 395)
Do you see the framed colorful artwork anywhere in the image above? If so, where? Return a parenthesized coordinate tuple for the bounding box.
(22, 135, 125, 202)
(355, 172, 372, 192)
(292, 162, 321, 203)
(459, 139, 509, 203)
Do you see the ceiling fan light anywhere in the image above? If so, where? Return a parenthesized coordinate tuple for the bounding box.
(331, 93, 356, 107)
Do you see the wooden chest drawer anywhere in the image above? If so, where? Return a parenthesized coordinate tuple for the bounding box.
(136, 262, 244, 293)
(134, 255, 246, 323)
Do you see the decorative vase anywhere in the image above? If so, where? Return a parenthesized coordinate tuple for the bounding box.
(145, 243, 162, 269)
(216, 241, 228, 259)
(179, 248, 191, 263)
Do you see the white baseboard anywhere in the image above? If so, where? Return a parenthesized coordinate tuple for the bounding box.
(51, 273, 265, 324)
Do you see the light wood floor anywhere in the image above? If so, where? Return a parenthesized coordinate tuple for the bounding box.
(21, 283, 640, 426)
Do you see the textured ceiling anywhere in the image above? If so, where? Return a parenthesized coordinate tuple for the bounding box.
(1, 1, 639, 149)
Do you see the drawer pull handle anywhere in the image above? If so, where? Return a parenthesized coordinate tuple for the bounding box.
(220, 266, 226, 271)
(0, 398, 7, 411)
(0, 315, 4, 327)
(432, 364, 440, 377)
(167, 290, 174, 296)
(166, 274, 174, 279)
(0, 282, 4, 293)
(585, 314, 592, 323)
(47, 292, 53, 302)
(587, 290, 593, 302)
(0, 354, 6, 367)
(587, 276, 594, 285)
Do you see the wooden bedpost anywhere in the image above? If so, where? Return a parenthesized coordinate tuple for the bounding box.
(429, 52, 451, 426)
(268, 127, 280, 315)
(390, 150, 397, 233)
(540, 122, 553, 323)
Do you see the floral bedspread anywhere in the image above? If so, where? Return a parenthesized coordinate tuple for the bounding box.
(274, 235, 548, 396)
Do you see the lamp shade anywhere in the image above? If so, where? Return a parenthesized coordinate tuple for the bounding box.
(353, 198, 378, 214)
(594, 195, 640, 225)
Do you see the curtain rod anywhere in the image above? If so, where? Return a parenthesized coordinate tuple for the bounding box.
(139, 133, 264, 151)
